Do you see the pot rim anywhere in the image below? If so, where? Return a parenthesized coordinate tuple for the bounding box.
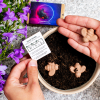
(38, 27, 100, 94)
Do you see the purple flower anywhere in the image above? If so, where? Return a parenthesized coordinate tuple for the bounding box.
(0, 64, 7, 93)
(0, 78, 5, 84)
(0, 78, 5, 93)
(3, 8, 18, 21)
(0, 84, 3, 92)
(0, 75, 6, 92)
(2, 74, 8, 80)
(2, 32, 17, 43)
(22, 6, 31, 15)
(2, 42, 6, 45)
(8, 46, 25, 64)
(18, 12, 28, 23)
(16, 25, 27, 38)
(0, 65, 7, 75)
(0, 0, 7, 13)
(36, 0, 39, 1)
(0, 49, 2, 54)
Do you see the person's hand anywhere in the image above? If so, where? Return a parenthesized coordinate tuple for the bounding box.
(4, 58, 45, 100)
(57, 15, 100, 64)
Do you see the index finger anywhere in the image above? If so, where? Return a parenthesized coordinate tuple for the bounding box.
(65, 15, 100, 30)
(8, 59, 31, 83)
(11, 54, 31, 71)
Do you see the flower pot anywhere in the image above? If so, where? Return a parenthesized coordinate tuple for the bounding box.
(38, 27, 100, 94)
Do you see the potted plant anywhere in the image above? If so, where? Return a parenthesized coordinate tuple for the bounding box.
(38, 27, 100, 94)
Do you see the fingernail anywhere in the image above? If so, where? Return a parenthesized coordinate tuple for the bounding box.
(29, 60, 37, 67)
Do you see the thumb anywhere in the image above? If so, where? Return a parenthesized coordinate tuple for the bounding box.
(27, 60, 39, 87)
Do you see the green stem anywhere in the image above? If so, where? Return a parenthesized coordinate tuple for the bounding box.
(21, 0, 23, 5)
(13, 21, 16, 27)
(5, 20, 9, 32)
(17, 0, 20, 8)
(0, 42, 10, 59)
(3, 44, 9, 58)
(0, 57, 9, 61)
(7, 20, 9, 29)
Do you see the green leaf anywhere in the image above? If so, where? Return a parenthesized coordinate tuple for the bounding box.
(0, 38, 5, 43)
(18, 34, 22, 37)
(0, 13, 4, 21)
(14, 9, 18, 13)
(7, 4, 12, 8)
(0, 26, 4, 30)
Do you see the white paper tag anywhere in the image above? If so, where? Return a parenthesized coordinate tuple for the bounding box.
(23, 32, 51, 60)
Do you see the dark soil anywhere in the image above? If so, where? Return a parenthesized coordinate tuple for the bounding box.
(38, 31, 96, 90)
